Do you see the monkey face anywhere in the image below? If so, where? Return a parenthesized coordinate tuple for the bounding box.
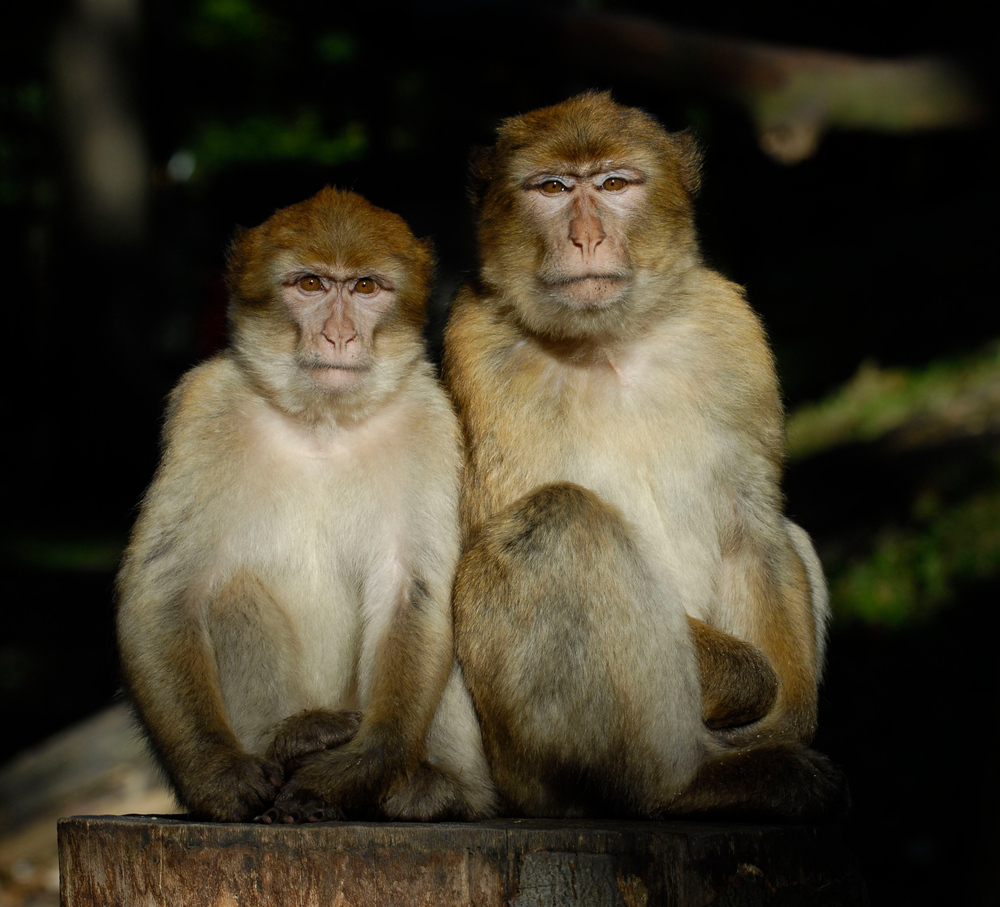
(472, 92, 702, 342)
(224, 187, 435, 412)
(280, 269, 398, 393)
(520, 165, 646, 310)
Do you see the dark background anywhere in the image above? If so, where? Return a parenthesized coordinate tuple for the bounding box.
(1, 2, 996, 904)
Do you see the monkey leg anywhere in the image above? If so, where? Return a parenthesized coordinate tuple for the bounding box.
(133, 600, 286, 823)
(668, 744, 851, 821)
(169, 570, 320, 821)
(263, 708, 498, 823)
(263, 575, 458, 824)
(261, 723, 411, 823)
(388, 661, 498, 821)
(454, 482, 706, 818)
(208, 572, 307, 756)
(380, 760, 488, 822)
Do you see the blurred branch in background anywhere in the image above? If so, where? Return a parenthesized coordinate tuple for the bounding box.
(51, 0, 148, 245)
(563, 12, 986, 163)
(788, 343, 1000, 458)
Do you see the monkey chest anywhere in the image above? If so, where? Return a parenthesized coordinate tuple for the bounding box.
(473, 364, 727, 614)
(488, 368, 716, 500)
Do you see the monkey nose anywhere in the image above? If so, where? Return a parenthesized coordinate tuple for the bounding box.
(570, 222, 605, 257)
(322, 331, 358, 350)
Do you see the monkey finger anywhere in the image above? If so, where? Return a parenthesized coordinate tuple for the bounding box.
(260, 794, 342, 824)
(261, 760, 284, 789)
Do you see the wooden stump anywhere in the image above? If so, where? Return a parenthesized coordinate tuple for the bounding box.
(58, 814, 868, 906)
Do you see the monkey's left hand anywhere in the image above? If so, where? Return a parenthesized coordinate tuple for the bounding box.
(259, 734, 407, 824)
(265, 708, 363, 773)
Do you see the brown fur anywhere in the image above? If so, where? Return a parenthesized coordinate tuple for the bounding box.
(117, 187, 496, 823)
(445, 93, 843, 819)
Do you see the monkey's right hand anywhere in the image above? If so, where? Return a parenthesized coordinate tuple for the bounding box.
(265, 708, 363, 773)
(185, 750, 284, 823)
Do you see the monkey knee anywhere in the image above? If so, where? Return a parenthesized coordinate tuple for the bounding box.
(512, 482, 623, 533)
(482, 482, 637, 579)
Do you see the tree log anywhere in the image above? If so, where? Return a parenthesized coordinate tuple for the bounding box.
(59, 814, 868, 906)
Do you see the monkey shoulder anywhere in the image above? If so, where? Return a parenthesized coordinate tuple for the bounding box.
(671, 269, 773, 370)
(161, 355, 252, 445)
(442, 289, 514, 384)
(658, 269, 783, 430)
(395, 359, 463, 444)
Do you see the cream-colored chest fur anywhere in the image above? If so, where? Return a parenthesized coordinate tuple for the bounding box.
(484, 327, 729, 620)
(187, 374, 460, 710)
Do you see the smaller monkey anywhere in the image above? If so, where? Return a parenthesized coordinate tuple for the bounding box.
(116, 187, 496, 823)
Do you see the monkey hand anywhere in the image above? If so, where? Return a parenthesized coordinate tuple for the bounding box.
(265, 708, 363, 773)
(185, 749, 284, 823)
(259, 733, 407, 823)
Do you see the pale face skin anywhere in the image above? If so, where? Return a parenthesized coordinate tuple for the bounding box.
(520, 164, 648, 309)
(281, 268, 398, 392)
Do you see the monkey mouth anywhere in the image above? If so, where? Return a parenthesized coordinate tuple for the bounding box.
(550, 273, 629, 286)
(301, 360, 371, 392)
(298, 352, 371, 373)
(544, 273, 631, 308)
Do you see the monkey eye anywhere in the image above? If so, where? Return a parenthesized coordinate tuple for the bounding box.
(601, 176, 628, 191)
(296, 275, 324, 292)
(353, 278, 379, 295)
(539, 179, 569, 195)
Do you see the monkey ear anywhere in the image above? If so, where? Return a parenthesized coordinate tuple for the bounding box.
(224, 226, 250, 297)
(672, 130, 704, 197)
(415, 235, 437, 287)
(225, 225, 269, 308)
(467, 146, 494, 209)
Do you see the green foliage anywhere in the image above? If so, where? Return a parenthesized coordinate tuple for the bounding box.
(832, 483, 1000, 625)
(788, 343, 1000, 626)
(177, 3, 363, 180)
(187, 110, 367, 178)
(187, 0, 275, 48)
(6, 535, 125, 572)
(0, 81, 50, 206)
(315, 32, 356, 64)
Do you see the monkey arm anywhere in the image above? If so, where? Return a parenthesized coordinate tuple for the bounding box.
(116, 585, 284, 822)
(671, 538, 847, 820)
(348, 577, 455, 781)
(717, 529, 823, 746)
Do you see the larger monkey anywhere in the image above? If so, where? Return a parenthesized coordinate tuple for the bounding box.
(117, 187, 495, 823)
(445, 92, 844, 819)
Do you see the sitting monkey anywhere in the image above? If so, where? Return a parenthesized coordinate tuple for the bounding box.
(445, 92, 845, 820)
(117, 187, 496, 823)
